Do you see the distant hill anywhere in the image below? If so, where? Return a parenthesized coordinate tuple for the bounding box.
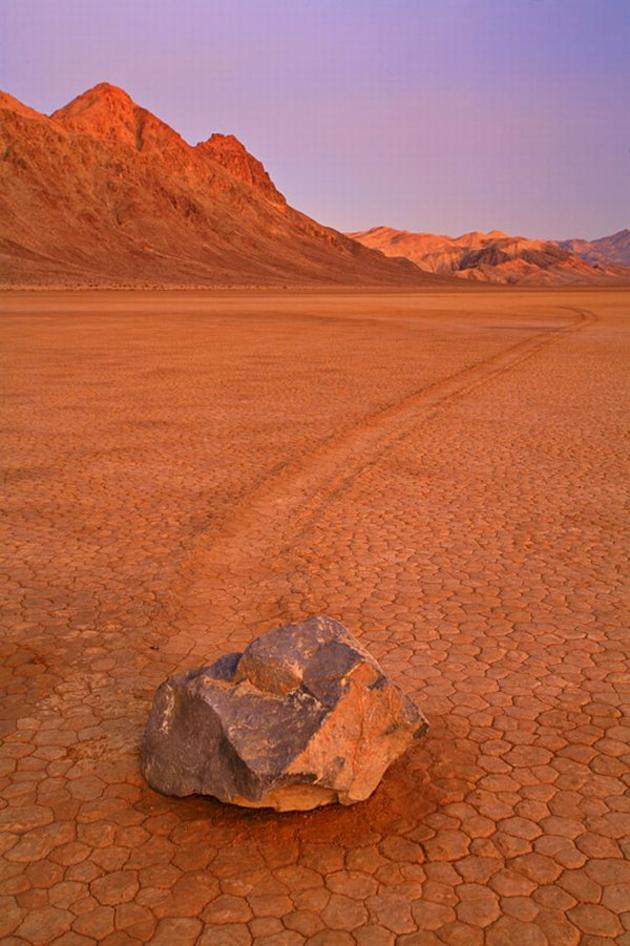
(0, 83, 435, 288)
(349, 226, 629, 285)
(559, 230, 630, 268)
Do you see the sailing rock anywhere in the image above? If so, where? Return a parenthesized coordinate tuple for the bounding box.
(141, 615, 428, 811)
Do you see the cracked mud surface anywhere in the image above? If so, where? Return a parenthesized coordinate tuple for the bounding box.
(1, 288, 628, 945)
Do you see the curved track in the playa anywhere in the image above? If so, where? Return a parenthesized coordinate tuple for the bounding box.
(167, 305, 596, 652)
(1, 289, 628, 946)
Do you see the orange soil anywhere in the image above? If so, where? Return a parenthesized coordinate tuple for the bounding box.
(1, 288, 628, 945)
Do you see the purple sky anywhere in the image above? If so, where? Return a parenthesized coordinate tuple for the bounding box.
(2, 0, 628, 239)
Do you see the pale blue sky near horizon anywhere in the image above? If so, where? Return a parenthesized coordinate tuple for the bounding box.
(1, 0, 628, 240)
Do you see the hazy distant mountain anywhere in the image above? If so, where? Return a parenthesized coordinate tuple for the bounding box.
(349, 226, 629, 285)
(0, 83, 434, 287)
(559, 230, 630, 268)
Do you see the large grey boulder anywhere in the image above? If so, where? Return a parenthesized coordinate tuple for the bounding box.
(141, 616, 427, 811)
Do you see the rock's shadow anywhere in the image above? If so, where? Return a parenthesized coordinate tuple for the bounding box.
(129, 715, 475, 874)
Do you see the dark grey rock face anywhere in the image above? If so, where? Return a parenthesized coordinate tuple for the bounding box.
(141, 616, 428, 811)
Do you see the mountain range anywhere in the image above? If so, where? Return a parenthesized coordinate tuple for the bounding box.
(0, 83, 430, 287)
(0, 82, 627, 288)
(559, 231, 630, 268)
(349, 227, 630, 286)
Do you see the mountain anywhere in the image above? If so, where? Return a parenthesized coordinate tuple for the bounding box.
(349, 226, 629, 285)
(0, 83, 432, 288)
(559, 230, 630, 268)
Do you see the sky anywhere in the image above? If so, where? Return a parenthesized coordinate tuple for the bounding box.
(1, 0, 628, 239)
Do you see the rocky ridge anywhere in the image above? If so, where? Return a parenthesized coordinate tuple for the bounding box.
(559, 229, 630, 268)
(349, 225, 630, 285)
(0, 83, 431, 287)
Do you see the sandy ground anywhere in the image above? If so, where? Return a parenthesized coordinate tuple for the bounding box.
(1, 288, 628, 945)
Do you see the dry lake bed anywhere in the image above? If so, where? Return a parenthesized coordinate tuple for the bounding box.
(1, 288, 629, 945)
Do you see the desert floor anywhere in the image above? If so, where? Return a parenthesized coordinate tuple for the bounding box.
(1, 288, 628, 946)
